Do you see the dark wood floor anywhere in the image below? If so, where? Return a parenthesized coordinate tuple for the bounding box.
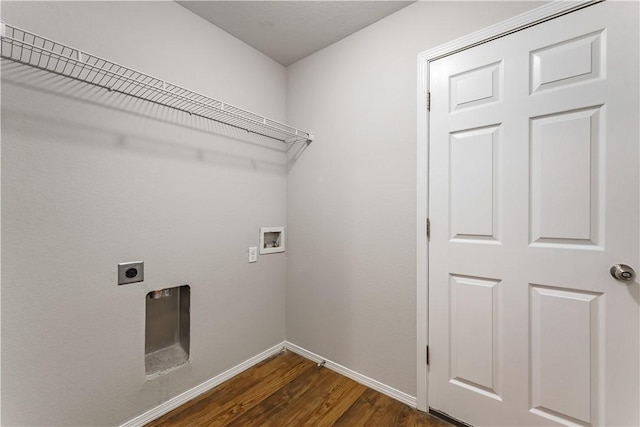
(146, 351, 451, 426)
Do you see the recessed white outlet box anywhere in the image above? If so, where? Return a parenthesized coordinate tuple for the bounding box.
(248, 246, 257, 263)
(260, 227, 285, 254)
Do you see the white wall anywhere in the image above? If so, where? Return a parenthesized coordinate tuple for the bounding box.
(1, 2, 288, 425)
(286, 1, 544, 397)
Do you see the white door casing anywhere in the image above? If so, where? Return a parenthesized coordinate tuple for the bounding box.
(417, 1, 639, 426)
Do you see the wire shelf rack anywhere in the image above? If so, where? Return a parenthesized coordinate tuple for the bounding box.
(0, 21, 314, 145)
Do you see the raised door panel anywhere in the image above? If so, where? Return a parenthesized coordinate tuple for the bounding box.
(450, 274, 501, 401)
(530, 285, 602, 426)
(531, 31, 604, 93)
(450, 125, 500, 242)
(450, 62, 502, 112)
(530, 107, 602, 247)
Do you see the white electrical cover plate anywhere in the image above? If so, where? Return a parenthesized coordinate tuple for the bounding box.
(249, 247, 258, 263)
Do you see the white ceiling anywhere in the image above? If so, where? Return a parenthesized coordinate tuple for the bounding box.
(178, 1, 415, 66)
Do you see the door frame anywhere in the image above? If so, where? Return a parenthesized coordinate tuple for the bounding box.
(415, 0, 602, 412)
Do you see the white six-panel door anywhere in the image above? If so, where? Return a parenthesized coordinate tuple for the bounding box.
(428, 2, 639, 426)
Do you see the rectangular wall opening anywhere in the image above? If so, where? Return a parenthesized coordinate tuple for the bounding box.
(145, 285, 190, 376)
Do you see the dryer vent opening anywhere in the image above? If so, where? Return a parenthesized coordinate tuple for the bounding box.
(145, 285, 190, 377)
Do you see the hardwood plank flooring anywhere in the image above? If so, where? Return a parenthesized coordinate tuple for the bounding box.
(146, 351, 451, 427)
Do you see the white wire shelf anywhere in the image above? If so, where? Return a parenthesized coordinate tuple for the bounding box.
(0, 21, 314, 145)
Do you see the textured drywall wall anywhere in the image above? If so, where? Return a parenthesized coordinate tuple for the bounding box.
(1, 2, 287, 425)
(285, 1, 545, 397)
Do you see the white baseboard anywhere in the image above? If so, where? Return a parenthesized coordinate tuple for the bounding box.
(121, 340, 417, 426)
(120, 341, 286, 427)
(284, 341, 417, 408)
